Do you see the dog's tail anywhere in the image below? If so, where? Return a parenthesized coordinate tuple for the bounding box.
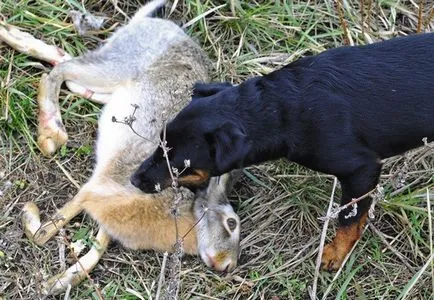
(130, 0, 166, 23)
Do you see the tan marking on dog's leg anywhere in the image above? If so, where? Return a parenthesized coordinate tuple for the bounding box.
(321, 212, 368, 271)
(42, 227, 110, 295)
(22, 199, 82, 246)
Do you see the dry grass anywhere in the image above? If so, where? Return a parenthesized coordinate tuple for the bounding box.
(1, 0, 434, 299)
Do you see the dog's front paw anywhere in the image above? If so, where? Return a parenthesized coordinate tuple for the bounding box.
(321, 242, 345, 272)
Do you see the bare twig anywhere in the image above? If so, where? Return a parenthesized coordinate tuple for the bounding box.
(1, 51, 13, 122)
(164, 240, 184, 300)
(417, 0, 425, 33)
(426, 5, 434, 28)
(336, 0, 350, 45)
(360, 0, 365, 37)
(159, 124, 188, 300)
(114, 105, 208, 300)
(318, 185, 378, 222)
(321, 227, 368, 300)
(55, 160, 81, 189)
(52, 224, 104, 300)
(310, 177, 338, 300)
(369, 223, 414, 270)
(182, 207, 208, 240)
(156, 252, 169, 300)
(427, 188, 434, 296)
(396, 253, 434, 300)
(111, 104, 155, 144)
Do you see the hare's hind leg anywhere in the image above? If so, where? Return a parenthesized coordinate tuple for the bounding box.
(0, 20, 110, 103)
(42, 227, 111, 296)
(38, 59, 123, 156)
(22, 198, 82, 246)
(0, 21, 114, 155)
(0, 21, 71, 65)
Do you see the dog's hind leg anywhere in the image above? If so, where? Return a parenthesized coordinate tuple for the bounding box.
(42, 227, 111, 295)
(321, 157, 381, 271)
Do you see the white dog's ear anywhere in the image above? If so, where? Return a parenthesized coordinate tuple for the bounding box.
(192, 82, 233, 100)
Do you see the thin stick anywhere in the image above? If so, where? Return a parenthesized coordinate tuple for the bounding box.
(182, 208, 208, 240)
(156, 252, 169, 300)
(360, 0, 365, 37)
(426, 5, 434, 28)
(397, 253, 434, 300)
(321, 227, 368, 300)
(366, 0, 372, 34)
(160, 122, 184, 299)
(369, 223, 413, 270)
(310, 177, 338, 300)
(55, 160, 81, 189)
(336, 0, 350, 45)
(417, 0, 425, 33)
(427, 188, 434, 296)
(1, 51, 13, 122)
(52, 224, 104, 300)
(319, 185, 378, 222)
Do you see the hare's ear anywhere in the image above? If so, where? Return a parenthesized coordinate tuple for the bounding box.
(218, 169, 242, 194)
(192, 82, 233, 100)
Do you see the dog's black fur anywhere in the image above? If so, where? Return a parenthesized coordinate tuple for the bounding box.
(132, 33, 434, 227)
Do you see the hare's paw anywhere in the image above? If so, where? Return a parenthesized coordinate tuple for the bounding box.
(22, 202, 42, 242)
(37, 74, 68, 156)
(42, 270, 85, 296)
(37, 120, 68, 156)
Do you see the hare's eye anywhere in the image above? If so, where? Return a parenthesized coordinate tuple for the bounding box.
(226, 218, 237, 232)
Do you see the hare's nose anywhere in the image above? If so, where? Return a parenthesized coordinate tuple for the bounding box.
(206, 253, 234, 272)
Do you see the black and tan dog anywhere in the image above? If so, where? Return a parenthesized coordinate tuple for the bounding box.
(131, 33, 434, 270)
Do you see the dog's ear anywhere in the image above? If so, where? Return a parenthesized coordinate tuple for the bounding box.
(206, 122, 251, 173)
(192, 82, 233, 100)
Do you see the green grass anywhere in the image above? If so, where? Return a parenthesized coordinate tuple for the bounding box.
(1, 0, 434, 299)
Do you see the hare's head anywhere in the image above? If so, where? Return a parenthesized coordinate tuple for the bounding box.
(194, 171, 241, 272)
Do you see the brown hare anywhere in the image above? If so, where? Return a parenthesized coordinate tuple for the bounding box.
(0, 0, 240, 295)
